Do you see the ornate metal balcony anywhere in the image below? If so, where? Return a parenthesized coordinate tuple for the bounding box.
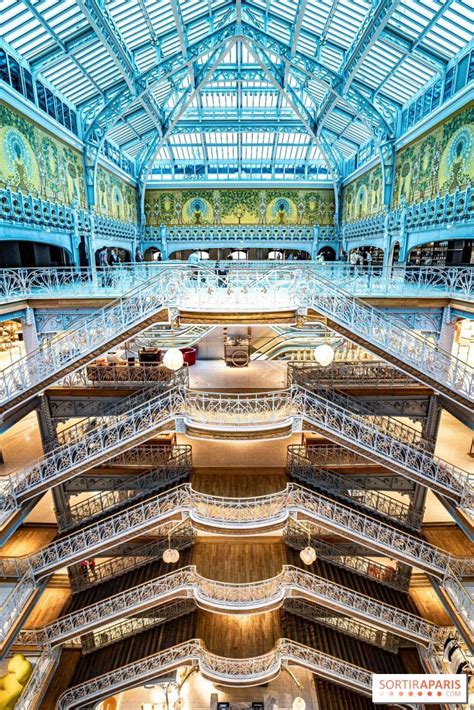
(58, 445, 192, 530)
(284, 518, 411, 591)
(288, 360, 420, 389)
(283, 599, 399, 652)
(3, 483, 452, 579)
(55, 638, 378, 708)
(288, 445, 422, 530)
(0, 263, 472, 306)
(18, 564, 438, 649)
(1, 386, 471, 535)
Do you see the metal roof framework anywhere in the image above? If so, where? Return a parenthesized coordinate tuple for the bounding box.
(1, 0, 471, 186)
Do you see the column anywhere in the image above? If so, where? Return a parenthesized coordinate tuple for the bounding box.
(22, 307, 39, 354)
(438, 307, 456, 354)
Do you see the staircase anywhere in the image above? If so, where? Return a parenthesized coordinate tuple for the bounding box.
(19, 560, 438, 648)
(57, 444, 191, 531)
(301, 269, 473, 413)
(288, 445, 422, 530)
(297, 387, 472, 510)
(0, 269, 174, 416)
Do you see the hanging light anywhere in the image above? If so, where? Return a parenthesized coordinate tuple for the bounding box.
(314, 343, 335, 367)
(163, 547, 180, 564)
(292, 698, 306, 710)
(163, 347, 184, 371)
(299, 546, 317, 565)
(162, 527, 180, 564)
(299, 521, 317, 565)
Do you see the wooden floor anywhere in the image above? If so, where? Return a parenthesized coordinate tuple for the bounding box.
(197, 609, 281, 658)
(24, 586, 71, 628)
(1, 525, 57, 557)
(409, 576, 451, 625)
(192, 538, 287, 582)
(191, 468, 287, 496)
(422, 524, 474, 557)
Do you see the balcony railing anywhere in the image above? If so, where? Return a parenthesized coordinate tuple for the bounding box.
(288, 445, 421, 530)
(1, 386, 471, 531)
(19, 564, 438, 648)
(284, 518, 411, 591)
(55, 638, 386, 708)
(58, 445, 192, 530)
(0, 263, 472, 306)
(0, 187, 138, 241)
(283, 599, 399, 653)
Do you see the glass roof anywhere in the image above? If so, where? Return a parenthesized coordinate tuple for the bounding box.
(1, 0, 471, 182)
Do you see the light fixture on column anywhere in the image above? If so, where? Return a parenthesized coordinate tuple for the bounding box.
(313, 342, 334, 367)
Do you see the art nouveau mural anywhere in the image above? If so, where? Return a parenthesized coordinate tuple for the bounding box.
(96, 167, 138, 223)
(0, 102, 86, 207)
(341, 165, 383, 223)
(145, 188, 335, 226)
(393, 103, 474, 207)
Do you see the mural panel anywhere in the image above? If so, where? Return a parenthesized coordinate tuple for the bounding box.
(0, 102, 86, 207)
(393, 103, 473, 208)
(145, 188, 335, 226)
(96, 167, 138, 223)
(341, 165, 383, 223)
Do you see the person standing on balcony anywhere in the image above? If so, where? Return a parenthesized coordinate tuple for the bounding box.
(98, 246, 109, 287)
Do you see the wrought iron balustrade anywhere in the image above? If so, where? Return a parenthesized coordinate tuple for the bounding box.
(59, 445, 192, 530)
(56, 361, 189, 390)
(56, 638, 376, 708)
(283, 599, 399, 652)
(0, 263, 472, 307)
(15, 646, 61, 710)
(295, 386, 472, 506)
(1, 386, 471, 533)
(156, 224, 316, 242)
(3, 483, 452, 581)
(8, 387, 184, 505)
(0, 266, 180, 411)
(69, 520, 196, 592)
(0, 570, 36, 642)
(81, 600, 197, 654)
(288, 446, 421, 530)
(288, 361, 419, 389)
(299, 269, 473, 404)
(284, 518, 411, 591)
(342, 186, 473, 240)
(298, 378, 432, 452)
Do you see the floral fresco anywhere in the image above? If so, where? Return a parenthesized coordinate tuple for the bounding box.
(341, 165, 383, 223)
(393, 103, 474, 207)
(96, 167, 138, 223)
(0, 102, 86, 207)
(144, 188, 335, 226)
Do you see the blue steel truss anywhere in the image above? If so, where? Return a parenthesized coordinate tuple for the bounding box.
(1, 0, 471, 188)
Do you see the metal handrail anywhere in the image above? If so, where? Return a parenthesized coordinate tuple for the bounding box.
(17, 564, 437, 648)
(55, 637, 383, 708)
(288, 445, 421, 529)
(1, 386, 471, 528)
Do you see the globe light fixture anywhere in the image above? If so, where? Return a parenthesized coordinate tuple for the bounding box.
(292, 698, 306, 710)
(314, 343, 335, 367)
(163, 347, 184, 371)
(299, 546, 317, 565)
(162, 547, 180, 564)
